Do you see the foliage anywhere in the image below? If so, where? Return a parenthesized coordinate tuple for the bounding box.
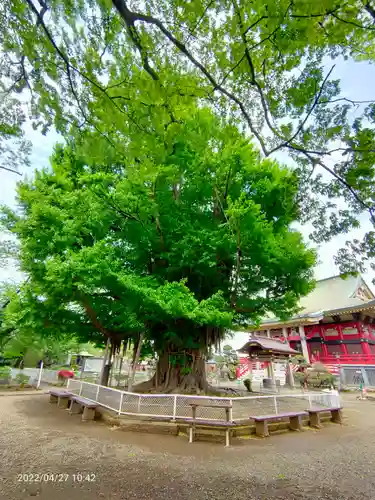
(294, 370, 335, 389)
(1, 1, 375, 274)
(0, 96, 31, 176)
(0, 365, 11, 381)
(293, 372, 305, 385)
(289, 354, 310, 367)
(2, 326, 78, 367)
(243, 377, 252, 392)
(13, 372, 30, 386)
(214, 344, 239, 367)
(1, 285, 95, 367)
(1, 109, 315, 390)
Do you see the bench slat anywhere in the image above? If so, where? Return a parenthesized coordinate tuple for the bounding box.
(307, 407, 342, 413)
(49, 390, 72, 397)
(184, 419, 235, 427)
(250, 411, 308, 421)
(188, 403, 231, 409)
(71, 396, 97, 408)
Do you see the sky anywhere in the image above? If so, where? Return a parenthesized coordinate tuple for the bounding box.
(1, 58, 375, 350)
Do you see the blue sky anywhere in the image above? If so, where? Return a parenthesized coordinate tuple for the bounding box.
(1, 58, 375, 351)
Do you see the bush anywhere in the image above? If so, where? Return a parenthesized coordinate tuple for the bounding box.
(294, 371, 336, 389)
(0, 366, 11, 381)
(294, 372, 305, 384)
(14, 373, 30, 387)
(243, 378, 252, 392)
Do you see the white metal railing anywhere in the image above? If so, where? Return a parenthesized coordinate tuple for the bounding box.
(67, 379, 341, 421)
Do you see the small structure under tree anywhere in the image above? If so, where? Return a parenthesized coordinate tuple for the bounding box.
(238, 337, 299, 389)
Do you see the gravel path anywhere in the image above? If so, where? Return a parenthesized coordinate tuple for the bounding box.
(0, 394, 374, 499)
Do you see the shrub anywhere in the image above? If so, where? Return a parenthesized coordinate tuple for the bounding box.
(0, 366, 11, 381)
(243, 378, 252, 392)
(294, 372, 305, 384)
(14, 373, 30, 387)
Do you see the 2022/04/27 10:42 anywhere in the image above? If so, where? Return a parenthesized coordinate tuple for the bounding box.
(17, 473, 96, 482)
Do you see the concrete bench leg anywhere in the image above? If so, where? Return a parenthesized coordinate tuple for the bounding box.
(82, 406, 95, 422)
(225, 428, 230, 447)
(57, 397, 70, 409)
(309, 412, 322, 429)
(188, 425, 194, 443)
(289, 415, 303, 432)
(331, 409, 343, 424)
(255, 420, 269, 438)
(69, 400, 83, 415)
(49, 394, 58, 404)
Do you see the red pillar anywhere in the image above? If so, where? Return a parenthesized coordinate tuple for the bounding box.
(358, 321, 371, 357)
(341, 343, 348, 355)
(361, 340, 371, 355)
(337, 325, 348, 355)
(306, 341, 312, 360)
(321, 343, 328, 357)
(357, 321, 365, 337)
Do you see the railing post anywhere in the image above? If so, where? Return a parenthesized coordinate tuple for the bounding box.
(308, 394, 312, 408)
(79, 382, 83, 396)
(173, 395, 177, 419)
(118, 393, 124, 416)
(36, 361, 43, 390)
(229, 400, 233, 422)
(273, 395, 278, 414)
(96, 385, 100, 401)
(137, 395, 141, 413)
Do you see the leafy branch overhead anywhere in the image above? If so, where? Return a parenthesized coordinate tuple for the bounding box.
(1, 0, 375, 274)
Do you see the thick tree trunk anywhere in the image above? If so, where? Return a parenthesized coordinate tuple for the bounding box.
(100, 338, 113, 386)
(101, 364, 111, 386)
(128, 332, 144, 392)
(134, 350, 208, 394)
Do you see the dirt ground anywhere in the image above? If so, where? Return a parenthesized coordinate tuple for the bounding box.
(0, 393, 374, 500)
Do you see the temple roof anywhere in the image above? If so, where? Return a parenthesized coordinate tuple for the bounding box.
(251, 274, 375, 329)
(298, 274, 374, 314)
(238, 336, 299, 356)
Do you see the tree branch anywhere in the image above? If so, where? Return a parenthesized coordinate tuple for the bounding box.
(112, 0, 269, 153)
(232, 0, 285, 140)
(365, 2, 375, 21)
(331, 11, 375, 31)
(25, 0, 120, 150)
(302, 151, 375, 225)
(268, 65, 336, 154)
(0, 165, 22, 175)
(318, 97, 375, 105)
(82, 297, 112, 338)
(244, 16, 268, 35)
(187, 0, 215, 41)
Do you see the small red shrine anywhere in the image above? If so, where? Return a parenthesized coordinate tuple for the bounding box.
(245, 275, 375, 368)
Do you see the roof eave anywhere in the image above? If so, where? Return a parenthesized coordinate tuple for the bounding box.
(324, 300, 375, 316)
(246, 300, 375, 330)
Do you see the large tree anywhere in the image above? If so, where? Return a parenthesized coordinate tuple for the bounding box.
(1, 0, 375, 273)
(2, 109, 315, 391)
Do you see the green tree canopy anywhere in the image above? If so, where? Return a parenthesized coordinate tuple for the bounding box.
(1, 0, 375, 274)
(2, 108, 315, 391)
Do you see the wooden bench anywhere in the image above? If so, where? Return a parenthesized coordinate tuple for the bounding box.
(187, 401, 233, 446)
(69, 395, 98, 421)
(306, 407, 343, 428)
(249, 411, 308, 438)
(184, 418, 236, 447)
(48, 389, 72, 409)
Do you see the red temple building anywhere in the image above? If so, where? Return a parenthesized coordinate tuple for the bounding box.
(246, 274, 375, 368)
